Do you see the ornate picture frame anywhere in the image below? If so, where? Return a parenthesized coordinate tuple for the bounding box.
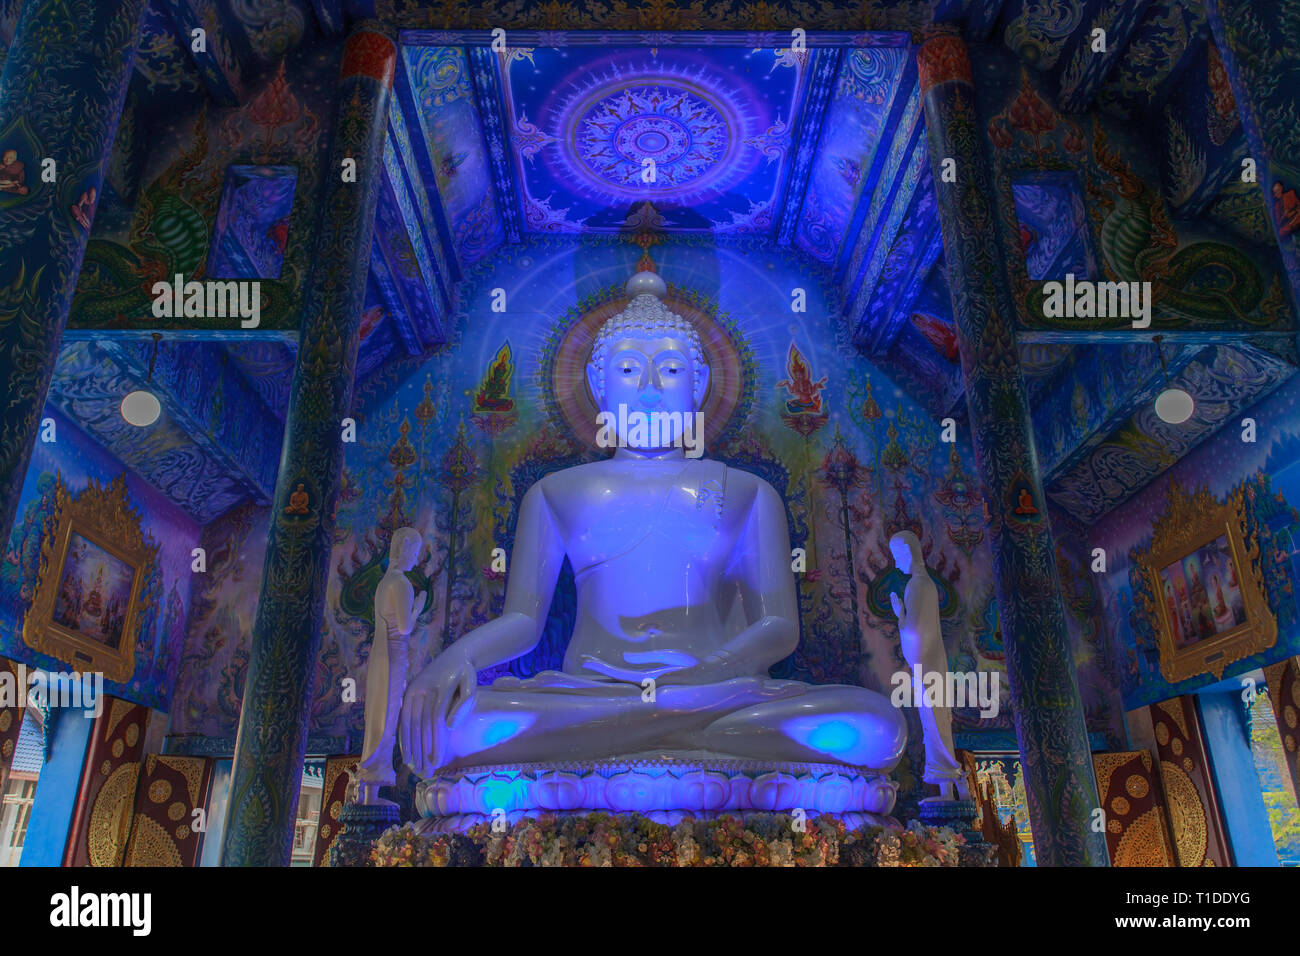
(1136, 483, 1276, 684)
(22, 475, 156, 683)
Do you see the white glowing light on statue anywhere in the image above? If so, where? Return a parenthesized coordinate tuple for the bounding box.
(1155, 387, 1194, 424)
(120, 390, 161, 427)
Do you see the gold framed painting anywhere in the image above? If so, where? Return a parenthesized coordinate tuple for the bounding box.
(1136, 482, 1276, 684)
(22, 474, 156, 683)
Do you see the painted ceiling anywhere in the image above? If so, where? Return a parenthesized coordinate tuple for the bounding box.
(504, 46, 805, 232)
(398, 38, 912, 246)
(11, 0, 1296, 533)
(46, 339, 290, 524)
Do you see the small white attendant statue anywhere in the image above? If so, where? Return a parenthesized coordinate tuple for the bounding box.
(889, 530, 963, 801)
(357, 527, 426, 805)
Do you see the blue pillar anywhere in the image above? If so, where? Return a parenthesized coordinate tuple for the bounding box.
(19, 710, 93, 867)
(917, 29, 1107, 866)
(0, 0, 145, 544)
(221, 22, 397, 866)
(1197, 690, 1279, 866)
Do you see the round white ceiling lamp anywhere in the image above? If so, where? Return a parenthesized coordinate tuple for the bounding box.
(1152, 334, 1194, 425)
(120, 390, 161, 427)
(120, 332, 163, 427)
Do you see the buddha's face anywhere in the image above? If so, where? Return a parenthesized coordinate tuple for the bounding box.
(392, 531, 421, 570)
(588, 333, 710, 452)
(889, 536, 913, 573)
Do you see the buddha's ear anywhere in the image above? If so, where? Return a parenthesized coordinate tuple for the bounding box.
(586, 361, 602, 406)
(694, 361, 711, 407)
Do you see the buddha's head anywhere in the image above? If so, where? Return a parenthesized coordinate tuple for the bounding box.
(389, 527, 422, 571)
(889, 530, 923, 575)
(587, 271, 710, 454)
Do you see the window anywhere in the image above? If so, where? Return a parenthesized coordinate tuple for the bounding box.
(1, 778, 36, 867)
(207, 165, 298, 280)
(1010, 171, 1095, 281)
(1249, 686, 1300, 865)
(969, 754, 1037, 866)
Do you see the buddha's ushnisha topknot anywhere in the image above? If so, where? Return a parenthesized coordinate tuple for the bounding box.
(589, 272, 706, 400)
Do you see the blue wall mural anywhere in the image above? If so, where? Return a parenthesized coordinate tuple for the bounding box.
(0, 408, 199, 711)
(1094, 372, 1300, 710)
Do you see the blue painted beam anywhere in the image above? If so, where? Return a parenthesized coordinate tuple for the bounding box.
(386, 116, 454, 314)
(310, 0, 346, 35)
(1094, 1, 1207, 119)
(381, 124, 451, 326)
(966, 0, 1008, 40)
(393, 49, 463, 286)
(1016, 328, 1299, 345)
(403, 30, 912, 49)
(369, 172, 446, 355)
(843, 115, 928, 323)
(95, 338, 280, 508)
(775, 47, 842, 247)
(1033, 341, 1204, 482)
(834, 55, 920, 283)
(466, 46, 522, 244)
(853, 164, 943, 354)
(156, 0, 245, 106)
(1056, 0, 1153, 113)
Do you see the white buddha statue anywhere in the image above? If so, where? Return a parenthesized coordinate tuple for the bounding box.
(889, 530, 963, 800)
(357, 527, 426, 805)
(399, 272, 906, 779)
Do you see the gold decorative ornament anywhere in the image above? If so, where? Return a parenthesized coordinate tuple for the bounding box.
(21, 475, 157, 683)
(1160, 760, 1207, 866)
(125, 723, 139, 747)
(1155, 699, 1190, 739)
(1111, 796, 1130, 816)
(1135, 483, 1277, 683)
(1114, 807, 1174, 867)
(1126, 774, 1150, 799)
(105, 698, 134, 740)
(123, 815, 182, 867)
(168, 801, 186, 822)
(148, 778, 172, 804)
(89, 762, 139, 867)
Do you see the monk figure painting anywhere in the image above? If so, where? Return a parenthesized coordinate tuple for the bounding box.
(1157, 534, 1246, 649)
(52, 533, 134, 650)
(0, 148, 29, 195)
(1273, 180, 1300, 239)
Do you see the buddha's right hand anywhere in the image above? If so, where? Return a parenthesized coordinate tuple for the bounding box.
(400, 644, 477, 778)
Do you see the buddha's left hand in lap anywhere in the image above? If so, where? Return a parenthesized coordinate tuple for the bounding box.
(581, 650, 734, 685)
